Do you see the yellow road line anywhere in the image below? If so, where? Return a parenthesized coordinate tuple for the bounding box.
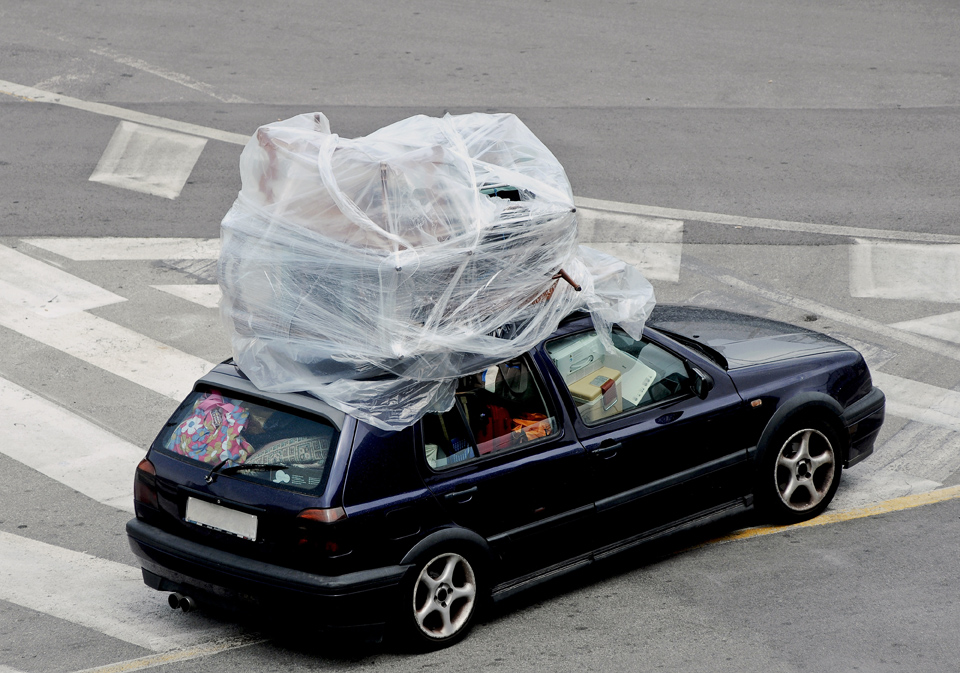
(705, 484, 960, 546)
(72, 636, 265, 673)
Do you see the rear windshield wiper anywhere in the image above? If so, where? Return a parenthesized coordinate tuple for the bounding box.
(654, 327, 729, 370)
(205, 460, 290, 484)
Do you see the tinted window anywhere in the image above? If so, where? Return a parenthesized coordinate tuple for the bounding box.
(154, 388, 338, 493)
(546, 327, 691, 424)
(423, 356, 555, 470)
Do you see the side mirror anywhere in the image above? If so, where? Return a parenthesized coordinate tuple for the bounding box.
(689, 365, 714, 399)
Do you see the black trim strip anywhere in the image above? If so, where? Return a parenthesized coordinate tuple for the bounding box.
(593, 499, 750, 561)
(595, 450, 748, 513)
(487, 504, 596, 544)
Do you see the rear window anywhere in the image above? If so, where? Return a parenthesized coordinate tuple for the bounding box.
(153, 388, 339, 493)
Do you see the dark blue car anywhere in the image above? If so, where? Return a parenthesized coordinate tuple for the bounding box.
(127, 306, 885, 648)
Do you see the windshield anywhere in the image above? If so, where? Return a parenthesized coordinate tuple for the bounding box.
(153, 388, 339, 493)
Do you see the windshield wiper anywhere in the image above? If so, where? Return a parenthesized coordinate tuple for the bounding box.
(205, 460, 289, 484)
(654, 327, 729, 370)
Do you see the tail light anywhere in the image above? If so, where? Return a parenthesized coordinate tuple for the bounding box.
(134, 458, 159, 511)
(296, 507, 350, 556)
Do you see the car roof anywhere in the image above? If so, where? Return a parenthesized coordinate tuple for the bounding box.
(197, 360, 348, 429)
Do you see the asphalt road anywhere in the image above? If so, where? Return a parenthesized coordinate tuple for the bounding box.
(1, 1, 959, 671)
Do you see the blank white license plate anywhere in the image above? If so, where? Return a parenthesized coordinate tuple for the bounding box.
(185, 497, 258, 541)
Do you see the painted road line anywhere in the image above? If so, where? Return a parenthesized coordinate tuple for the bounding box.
(578, 209, 683, 282)
(704, 485, 960, 547)
(0, 307, 211, 401)
(0, 376, 144, 512)
(0, 80, 249, 145)
(575, 196, 960, 245)
(21, 237, 220, 261)
(90, 122, 208, 200)
(0, 243, 125, 317)
(89, 46, 251, 105)
(872, 372, 960, 433)
(0, 531, 241, 652)
(850, 239, 960, 303)
(833, 469, 943, 512)
(0, 243, 212, 400)
(3, 74, 955, 248)
(684, 259, 960, 364)
(151, 285, 221, 309)
(891, 310, 960, 346)
(72, 636, 266, 673)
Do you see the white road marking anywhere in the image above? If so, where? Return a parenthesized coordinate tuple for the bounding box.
(577, 209, 683, 282)
(0, 243, 126, 317)
(0, 244, 212, 400)
(833, 470, 943, 512)
(890, 310, 960, 346)
(690, 262, 960, 363)
(0, 531, 240, 652)
(872, 372, 960, 434)
(0, 307, 211, 401)
(151, 284, 221, 308)
(90, 122, 208, 200)
(864, 422, 960, 484)
(575, 196, 960, 245)
(0, 80, 249, 145)
(849, 239, 960, 303)
(0, 377, 143, 512)
(89, 47, 251, 104)
(1, 77, 955, 248)
(22, 237, 220, 261)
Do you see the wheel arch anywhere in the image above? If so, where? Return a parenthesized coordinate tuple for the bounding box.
(400, 526, 496, 570)
(756, 392, 848, 464)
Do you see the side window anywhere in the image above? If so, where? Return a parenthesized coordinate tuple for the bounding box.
(546, 328, 691, 424)
(423, 356, 556, 470)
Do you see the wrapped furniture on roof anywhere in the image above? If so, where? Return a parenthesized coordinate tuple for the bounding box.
(219, 112, 656, 430)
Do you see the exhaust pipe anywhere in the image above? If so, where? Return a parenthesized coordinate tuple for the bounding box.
(167, 592, 197, 612)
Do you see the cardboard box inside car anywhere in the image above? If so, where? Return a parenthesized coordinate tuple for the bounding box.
(569, 366, 622, 421)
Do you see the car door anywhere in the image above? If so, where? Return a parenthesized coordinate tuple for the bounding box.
(419, 355, 595, 581)
(543, 327, 751, 552)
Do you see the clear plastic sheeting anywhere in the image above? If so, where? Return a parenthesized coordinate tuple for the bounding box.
(219, 112, 655, 430)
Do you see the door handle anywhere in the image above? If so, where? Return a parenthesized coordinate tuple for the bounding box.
(444, 486, 478, 504)
(591, 442, 621, 459)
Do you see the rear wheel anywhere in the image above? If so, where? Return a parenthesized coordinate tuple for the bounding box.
(401, 551, 480, 649)
(759, 418, 842, 522)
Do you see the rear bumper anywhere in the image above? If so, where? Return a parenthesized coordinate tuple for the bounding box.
(126, 518, 412, 627)
(841, 386, 885, 468)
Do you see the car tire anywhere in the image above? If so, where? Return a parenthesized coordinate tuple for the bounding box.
(398, 549, 482, 650)
(757, 415, 843, 523)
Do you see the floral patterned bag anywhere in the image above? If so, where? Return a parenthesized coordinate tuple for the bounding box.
(165, 391, 254, 464)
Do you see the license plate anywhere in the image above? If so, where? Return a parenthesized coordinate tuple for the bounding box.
(185, 497, 258, 541)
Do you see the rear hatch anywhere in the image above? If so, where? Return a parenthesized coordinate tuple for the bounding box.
(138, 384, 353, 571)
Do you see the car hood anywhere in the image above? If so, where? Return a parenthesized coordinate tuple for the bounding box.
(647, 306, 855, 369)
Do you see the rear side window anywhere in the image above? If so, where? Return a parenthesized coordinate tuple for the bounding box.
(153, 388, 338, 493)
(422, 356, 556, 470)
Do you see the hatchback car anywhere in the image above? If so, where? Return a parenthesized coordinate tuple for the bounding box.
(127, 306, 885, 648)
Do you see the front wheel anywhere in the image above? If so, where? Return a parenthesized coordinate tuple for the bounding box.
(759, 419, 843, 523)
(400, 551, 480, 649)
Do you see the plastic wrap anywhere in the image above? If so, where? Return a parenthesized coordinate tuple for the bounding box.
(219, 112, 655, 430)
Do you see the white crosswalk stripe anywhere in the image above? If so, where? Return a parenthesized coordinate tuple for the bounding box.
(0, 531, 241, 652)
(0, 376, 143, 512)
